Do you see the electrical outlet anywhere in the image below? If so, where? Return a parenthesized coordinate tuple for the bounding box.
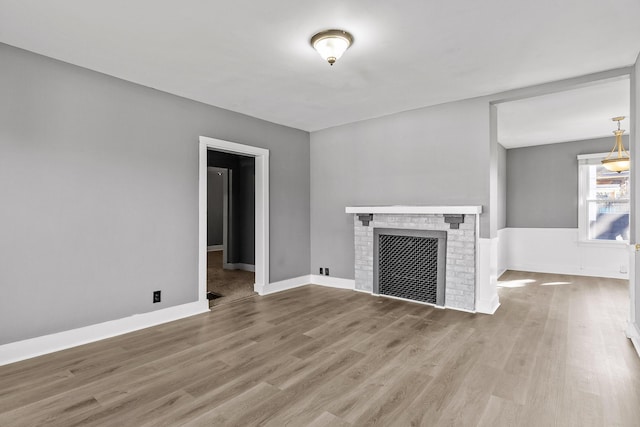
(325, 268, 330, 276)
(319, 267, 324, 275)
(153, 290, 161, 303)
(620, 264, 628, 274)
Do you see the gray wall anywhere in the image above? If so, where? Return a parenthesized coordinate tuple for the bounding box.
(506, 136, 623, 228)
(207, 169, 224, 246)
(310, 97, 490, 280)
(0, 43, 310, 345)
(498, 143, 507, 230)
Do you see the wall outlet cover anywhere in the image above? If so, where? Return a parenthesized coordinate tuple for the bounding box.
(325, 268, 330, 276)
(153, 290, 161, 303)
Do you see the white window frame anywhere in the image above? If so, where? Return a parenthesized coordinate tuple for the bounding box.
(577, 152, 630, 246)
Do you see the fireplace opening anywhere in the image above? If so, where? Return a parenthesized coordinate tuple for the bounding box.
(373, 228, 446, 306)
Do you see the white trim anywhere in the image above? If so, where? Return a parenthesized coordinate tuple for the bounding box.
(476, 237, 501, 314)
(257, 275, 311, 295)
(629, 244, 638, 358)
(345, 205, 482, 214)
(577, 155, 630, 244)
(309, 275, 355, 290)
(497, 228, 508, 278)
(199, 136, 269, 307)
(0, 301, 209, 366)
(223, 263, 255, 272)
(577, 152, 613, 161)
(207, 245, 223, 252)
(626, 322, 640, 358)
(224, 168, 231, 266)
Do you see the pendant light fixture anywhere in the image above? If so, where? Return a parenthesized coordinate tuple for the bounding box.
(601, 116, 630, 173)
(310, 29, 353, 66)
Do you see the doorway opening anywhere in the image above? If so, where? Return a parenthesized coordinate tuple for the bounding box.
(198, 136, 269, 310)
(206, 155, 255, 307)
(491, 72, 634, 337)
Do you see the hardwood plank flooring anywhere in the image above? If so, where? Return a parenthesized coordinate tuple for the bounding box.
(1, 271, 639, 426)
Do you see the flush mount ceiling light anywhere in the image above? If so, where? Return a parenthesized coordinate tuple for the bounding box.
(602, 116, 630, 173)
(310, 29, 353, 66)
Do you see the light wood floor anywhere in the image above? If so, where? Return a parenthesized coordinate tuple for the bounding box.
(1, 271, 639, 426)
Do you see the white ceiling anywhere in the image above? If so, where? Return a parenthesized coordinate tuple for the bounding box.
(1, 1, 639, 132)
(497, 78, 631, 148)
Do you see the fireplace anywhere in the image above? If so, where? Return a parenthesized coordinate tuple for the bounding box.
(346, 206, 482, 312)
(374, 228, 446, 306)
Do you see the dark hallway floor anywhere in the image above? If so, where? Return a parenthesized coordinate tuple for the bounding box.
(207, 250, 256, 308)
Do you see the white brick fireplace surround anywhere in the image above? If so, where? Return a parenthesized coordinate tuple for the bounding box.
(346, 205, 483, 313)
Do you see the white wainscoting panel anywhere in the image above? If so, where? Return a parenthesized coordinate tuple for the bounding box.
(497, 228, 509, 277)
(476, 237, 500, 314)
(503, 228, 629, 279)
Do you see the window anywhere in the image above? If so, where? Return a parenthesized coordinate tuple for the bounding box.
(578, 153, 629, 243)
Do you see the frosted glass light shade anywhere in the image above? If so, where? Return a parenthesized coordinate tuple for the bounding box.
(602, 157, 630, 173)
(310, 29, 353, 65)
(602, 117, 630, 173)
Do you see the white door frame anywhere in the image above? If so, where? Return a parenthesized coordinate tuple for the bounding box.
(199, 136, 269, 306)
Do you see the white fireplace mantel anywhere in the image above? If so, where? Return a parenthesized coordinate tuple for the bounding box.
(345, 205, 482, 215)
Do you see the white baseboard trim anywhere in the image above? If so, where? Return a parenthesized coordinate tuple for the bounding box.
(309, 275, 355, 290)
(626, 322, 640, 359)
(224, 263, 255, 272)
(207, 245, 223, 252)
(475, 295, 501, 315)
(507, 263, 628, 280)
(0, 301, 210, 367)
(257, 275, 311, 296)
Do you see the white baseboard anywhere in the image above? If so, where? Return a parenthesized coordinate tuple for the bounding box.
(0, 301, 210, 367)
(627, 322, 640, 359)
(207, 245, 223, 252)
(309, 275, 355, 290)
(475, 295, 501, 315)
(507, 263, 628, 279)
(257, 275, 311, 296)
(224, 263, 255, 272)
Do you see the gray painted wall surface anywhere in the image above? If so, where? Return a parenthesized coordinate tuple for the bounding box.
(310, 98, 490, 280)
(506, 136, 622, 228)
(207, 169, 224, 246)
(0, 43, 309, 345)
(498, 143, 507, 230)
